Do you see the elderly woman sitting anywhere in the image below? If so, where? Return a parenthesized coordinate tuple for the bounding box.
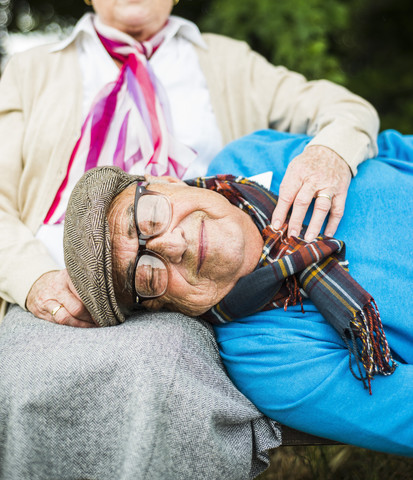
(63, 129, 413, 458)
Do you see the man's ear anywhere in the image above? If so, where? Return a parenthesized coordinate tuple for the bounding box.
(144, 174, 186, 185)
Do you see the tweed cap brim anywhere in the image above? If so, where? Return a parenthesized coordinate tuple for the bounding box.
(63, 166, 144, 327)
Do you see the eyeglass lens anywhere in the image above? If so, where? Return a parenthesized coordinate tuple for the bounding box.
(135, 192, 171, 298)
(135, 255, 168, 298)
(136, 194, 171, 237)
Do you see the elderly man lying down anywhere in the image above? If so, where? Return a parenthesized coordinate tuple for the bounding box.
(64, 129, 413, 458)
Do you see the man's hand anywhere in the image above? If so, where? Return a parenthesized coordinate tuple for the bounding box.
(26, 270, 97, 328)
(271, 145, 352, 241)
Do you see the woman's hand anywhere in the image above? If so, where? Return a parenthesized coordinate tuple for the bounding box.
(271, 145, 352, 241)
(26, 270, 97, 328)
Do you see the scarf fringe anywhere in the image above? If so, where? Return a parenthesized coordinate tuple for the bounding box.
(347, 299, 397, 395)
(283, 275, 305, 313)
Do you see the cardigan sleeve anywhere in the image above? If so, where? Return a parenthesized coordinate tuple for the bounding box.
(264, 71, 380, 176)
(0, 54, 59, 310)
(198, 34, 379, 175)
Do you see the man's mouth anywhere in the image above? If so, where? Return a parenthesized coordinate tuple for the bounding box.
(197, 219, 206, 274)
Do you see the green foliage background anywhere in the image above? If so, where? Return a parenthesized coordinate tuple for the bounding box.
(184, 0, 412, 134)
(5, 0, 413, 132)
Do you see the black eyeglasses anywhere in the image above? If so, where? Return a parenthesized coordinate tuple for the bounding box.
(132, 184, 172, 304)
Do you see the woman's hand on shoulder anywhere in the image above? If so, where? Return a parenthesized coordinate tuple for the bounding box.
(271, 145, 352, 241)
(26, 270, 97, 328)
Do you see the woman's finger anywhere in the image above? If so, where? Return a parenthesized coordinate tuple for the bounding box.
(324, 193, 347, 238)
(271, 170, 302, 230)
(304, 193, 333, 241)
(286, 181, 317, 238)
(47, 301, 96, 328)
(59, 291, 95, 323)
(60, 269, 96, 323)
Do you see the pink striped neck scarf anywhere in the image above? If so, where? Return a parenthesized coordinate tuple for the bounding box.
(45, 21, 196, 225)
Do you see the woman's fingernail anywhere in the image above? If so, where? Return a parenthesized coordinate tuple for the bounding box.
(272, 220, 280, 230)
(290, 229, 298, 238)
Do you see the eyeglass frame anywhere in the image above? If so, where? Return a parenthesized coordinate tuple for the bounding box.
(131, 183, 172, 304)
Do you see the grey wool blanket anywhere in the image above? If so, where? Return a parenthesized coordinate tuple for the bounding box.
(0, 305, 281, 480)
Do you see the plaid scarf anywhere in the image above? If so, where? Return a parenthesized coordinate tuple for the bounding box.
(45, 21, 195, 224)
(186, 175, 397, 393)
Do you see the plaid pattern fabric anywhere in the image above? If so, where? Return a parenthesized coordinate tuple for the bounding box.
(186, 175, 397, 393)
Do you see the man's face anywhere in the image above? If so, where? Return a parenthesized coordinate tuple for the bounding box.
(108, 179, 263, 316)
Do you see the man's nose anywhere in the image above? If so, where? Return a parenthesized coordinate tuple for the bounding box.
(146, 228, 187, 264)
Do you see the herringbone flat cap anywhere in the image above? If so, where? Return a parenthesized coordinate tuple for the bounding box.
(64, 166, 144, 327)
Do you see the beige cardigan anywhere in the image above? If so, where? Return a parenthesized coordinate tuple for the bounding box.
(0, 33, 379, 319)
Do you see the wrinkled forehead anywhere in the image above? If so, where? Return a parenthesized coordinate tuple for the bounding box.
(146, 181, 186, 195)
(109, 181, 175, 214)
(107, 184, 137, 235)
(110, 183, 137, 209)
(145, 180, 217, 200)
